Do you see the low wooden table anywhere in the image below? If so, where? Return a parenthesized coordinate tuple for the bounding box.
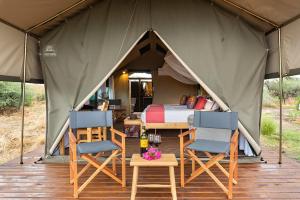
(124, 117, 143, 137)
(130, 154, 178, 200)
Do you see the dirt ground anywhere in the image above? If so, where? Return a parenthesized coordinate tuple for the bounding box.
(0, 101, 46, 164)
(262, 107, 300, 131)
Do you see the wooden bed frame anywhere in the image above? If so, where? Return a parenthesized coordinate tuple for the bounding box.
(143, 122, 190, 133)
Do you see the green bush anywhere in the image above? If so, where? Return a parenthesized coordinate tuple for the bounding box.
(0, 81, 34, 110)
(263, 86, 278, 108)
(287, 110, 300, 122)
(261, 116, 277, 136)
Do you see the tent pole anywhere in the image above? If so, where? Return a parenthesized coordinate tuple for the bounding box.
(26, 0, 89, 32)
(219, 0, 279, 28)
(20, 32, 28, 164)
(278, 28, 283, 164)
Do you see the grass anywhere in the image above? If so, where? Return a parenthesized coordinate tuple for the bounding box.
(261, 117, 300, 160)
(261, 116, 277, 136)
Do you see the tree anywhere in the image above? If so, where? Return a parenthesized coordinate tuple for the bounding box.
(265, 77, 300, 103)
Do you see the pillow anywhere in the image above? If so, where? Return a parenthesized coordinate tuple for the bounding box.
(186, 96, 197, 109)
(194, 97, 207, 110)
(204, 99, 220, 111)
(179, 95, 187, 105)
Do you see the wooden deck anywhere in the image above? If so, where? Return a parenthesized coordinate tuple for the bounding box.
(1, 146, 300, 199)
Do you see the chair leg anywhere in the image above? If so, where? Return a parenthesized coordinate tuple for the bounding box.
(112, 150, 117, 175)
(121, 140, 126, 187)
(186, 152, 224, 184)
(78, 150, 119, 195)
(191, 150, 195, 174)
(187, 150, 228, 194)
(71, 149, 78, 198)
(204, 152, 237, 185)
(74, 153, 104, 183)
(179, 137, 185, 187)
(69, 149, 73, 184)
(228, 144, 238, 199)
(228, 157, 235, 200)
(234, 147, 238, 181)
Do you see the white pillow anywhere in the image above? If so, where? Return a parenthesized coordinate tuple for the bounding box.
(204, 99, 219, 111)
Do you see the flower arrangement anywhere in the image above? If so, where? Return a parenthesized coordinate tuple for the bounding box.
(142, 147, 161, 160)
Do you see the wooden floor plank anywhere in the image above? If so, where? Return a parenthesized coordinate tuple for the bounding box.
(0, 146, 300, 199)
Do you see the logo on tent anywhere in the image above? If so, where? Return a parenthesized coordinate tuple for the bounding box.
(44, 45, 57, 57)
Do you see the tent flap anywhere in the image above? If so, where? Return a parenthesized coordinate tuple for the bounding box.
(40, 0, 150, 154)
(152, 0, 268, 151)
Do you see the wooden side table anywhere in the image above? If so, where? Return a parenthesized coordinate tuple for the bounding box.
(130, 154, 178, 200)
(124, 117, 143, 137)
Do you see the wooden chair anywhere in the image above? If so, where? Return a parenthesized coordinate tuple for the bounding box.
(77, 101, 109, 143)
(178, 111, 239, 199)
(69, 110, 126, 198)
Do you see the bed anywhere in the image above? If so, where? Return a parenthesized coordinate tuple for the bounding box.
(141, 104, 194, 131)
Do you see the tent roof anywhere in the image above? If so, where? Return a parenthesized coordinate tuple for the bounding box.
(0, 0, 97, 36)
(1, 0, 300, 36)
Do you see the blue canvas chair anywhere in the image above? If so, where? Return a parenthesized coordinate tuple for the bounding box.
(68, 110, 126, 198)
(178, 111, 239, 199)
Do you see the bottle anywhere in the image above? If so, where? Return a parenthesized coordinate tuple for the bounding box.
(140, 131, 148, 156)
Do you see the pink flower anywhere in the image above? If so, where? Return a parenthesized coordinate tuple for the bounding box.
(143, 148, 162, 160)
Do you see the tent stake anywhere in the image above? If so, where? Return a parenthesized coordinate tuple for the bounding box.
(278, 28, 283, 164)
(20, 32, 28, 165)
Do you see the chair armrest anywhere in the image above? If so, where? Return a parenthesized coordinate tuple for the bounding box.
(178, 128, 195, 138)
(110, 128, 126, 149)
(110, 128, 127, 138)
(179, 129, 195, 150)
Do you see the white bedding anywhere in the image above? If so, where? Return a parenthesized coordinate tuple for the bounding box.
(141, 104, 194, 123)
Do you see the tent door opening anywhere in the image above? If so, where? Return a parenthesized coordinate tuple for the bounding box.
(129, 72, 153, 113)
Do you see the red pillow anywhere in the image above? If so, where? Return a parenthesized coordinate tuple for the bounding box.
(194, 97, 207, 110)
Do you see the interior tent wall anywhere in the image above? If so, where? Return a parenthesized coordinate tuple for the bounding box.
(40, 0, 150, 154)
(152, 74, 197, 104)
(0, 22, 42, 83)
(151, 0, 268, 154)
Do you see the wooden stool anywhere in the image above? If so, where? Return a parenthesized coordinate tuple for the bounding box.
(130, 154, 178, 200)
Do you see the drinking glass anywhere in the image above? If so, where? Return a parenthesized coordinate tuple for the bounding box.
(154, 134, 161, 147)
(148, 133, 155, 147)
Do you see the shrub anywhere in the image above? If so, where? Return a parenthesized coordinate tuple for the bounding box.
(261, 116, 277, 136)
(0, 81, 21, 110)
(0, 81, 34, 111)
(263, 86, 278, 108)
(287, 110, 300, 122)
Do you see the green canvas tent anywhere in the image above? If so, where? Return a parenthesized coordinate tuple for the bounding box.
(0, 0, 299, 162)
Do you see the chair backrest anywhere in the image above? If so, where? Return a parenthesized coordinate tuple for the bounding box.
(69, 110, 113, 129)
(193, 111, 238, 142)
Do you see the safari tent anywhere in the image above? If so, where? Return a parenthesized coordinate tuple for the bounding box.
(1, 0, 300, 162)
